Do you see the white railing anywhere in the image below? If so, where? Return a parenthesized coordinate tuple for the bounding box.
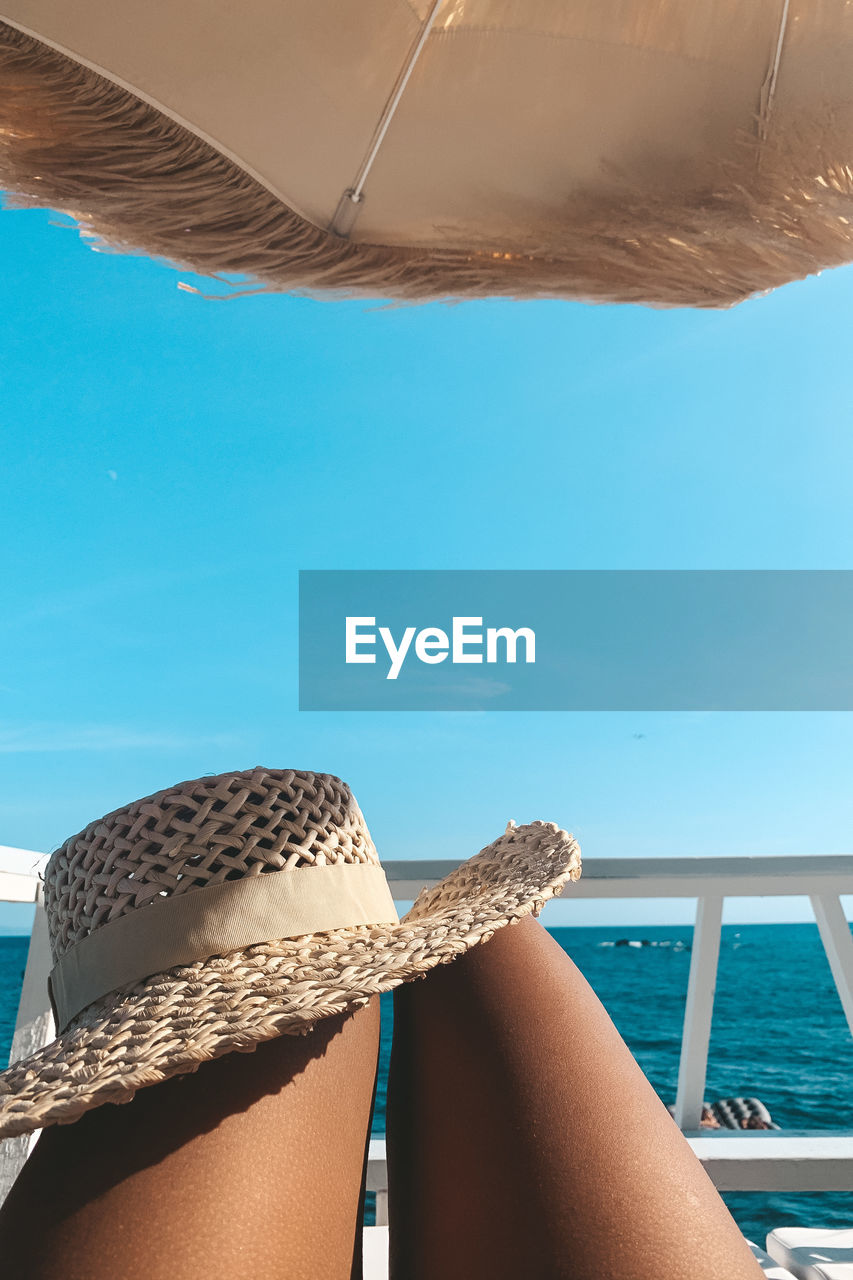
(1, 849, 852, 1211)
(388, 855, 853, 1128)
(366, 1132, 853, 1226)
(366, 854, 853, 1225)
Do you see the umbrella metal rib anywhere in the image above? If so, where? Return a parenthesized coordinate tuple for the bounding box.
(329, 0, 445, 238)
(759, 0, 792, 143)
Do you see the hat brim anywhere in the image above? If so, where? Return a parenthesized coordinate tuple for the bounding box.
(0, 820, 580, 1139)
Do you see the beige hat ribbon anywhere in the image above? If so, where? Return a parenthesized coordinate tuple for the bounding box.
(49, 862, 399, 1031)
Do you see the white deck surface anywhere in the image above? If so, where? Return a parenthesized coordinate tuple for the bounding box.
(748, 1242, 800, 1278)
(364, 1226, 388, 1280)
(767, 1228, 853, 1280)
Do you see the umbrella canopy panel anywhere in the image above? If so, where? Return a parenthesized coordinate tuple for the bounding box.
(1, 0, 852, 305)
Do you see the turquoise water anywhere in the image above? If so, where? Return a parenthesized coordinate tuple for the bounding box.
(0, 937, 27, 1069)
(2, 924, 850, 1245)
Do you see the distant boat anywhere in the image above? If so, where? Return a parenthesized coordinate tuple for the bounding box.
(611, 938, 691, 951)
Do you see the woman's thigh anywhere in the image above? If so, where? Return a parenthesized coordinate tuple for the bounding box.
(0, 999, 380, 1280)
(387, 919, 761, 1280)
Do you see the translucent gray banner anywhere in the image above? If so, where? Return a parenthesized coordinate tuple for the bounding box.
(298, 571, 853, 711)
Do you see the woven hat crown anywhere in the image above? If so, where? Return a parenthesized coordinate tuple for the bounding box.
(44, 769, 378, 965)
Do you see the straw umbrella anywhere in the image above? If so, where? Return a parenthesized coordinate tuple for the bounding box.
(1, 2, 852, 306)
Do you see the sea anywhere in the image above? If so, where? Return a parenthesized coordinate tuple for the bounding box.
(1, 923, 851, 1245)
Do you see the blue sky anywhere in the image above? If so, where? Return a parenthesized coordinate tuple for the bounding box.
(1, 206, 852, 928)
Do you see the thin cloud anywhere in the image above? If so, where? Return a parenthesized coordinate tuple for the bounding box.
(0, 562, 233, 636)
(0, 724, 238, 753)
(427, 678, 512, 698)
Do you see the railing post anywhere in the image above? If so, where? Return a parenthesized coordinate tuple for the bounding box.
(0, 887, 54, 1203)
(673, 894, 723, 1130)
(810, 893, 853, 1036)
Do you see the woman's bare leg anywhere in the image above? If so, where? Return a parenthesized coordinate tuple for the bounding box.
(0, 1000, 380, 1280)
(387, 918, 761, 1280)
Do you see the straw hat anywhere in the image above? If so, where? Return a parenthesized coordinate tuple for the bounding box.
(0, 767, 581, 1140)
(1, 3, 852, 306)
